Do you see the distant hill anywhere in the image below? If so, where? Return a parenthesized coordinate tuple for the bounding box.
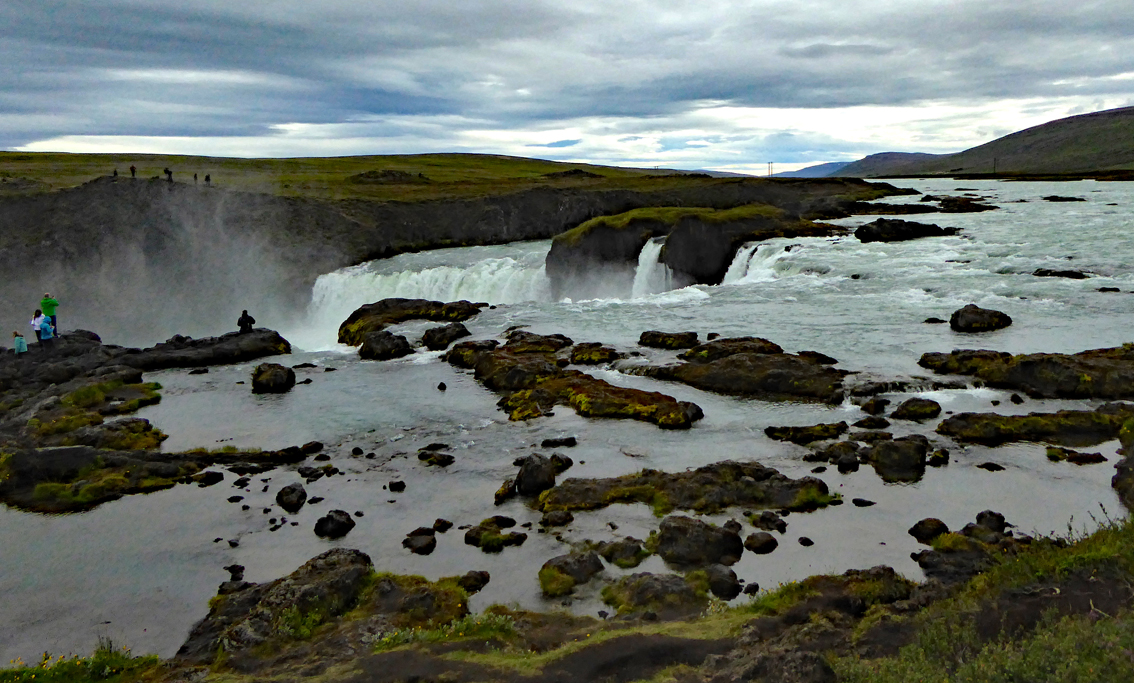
(833, 106, 1134, 177)
(774, 162, 852, 178)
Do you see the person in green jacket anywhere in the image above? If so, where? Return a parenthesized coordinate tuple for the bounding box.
(40, 293, 59, 331)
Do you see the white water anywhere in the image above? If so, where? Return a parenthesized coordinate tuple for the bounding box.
(630, 237, 672, 298)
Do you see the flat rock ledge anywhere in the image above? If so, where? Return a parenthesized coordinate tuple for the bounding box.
(920, 344, 1134, 400)
(538, 460, 834, 515)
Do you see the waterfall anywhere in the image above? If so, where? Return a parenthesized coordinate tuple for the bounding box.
(631, 238, 672, 298)
(722, 243, 761, 283)
(722, 243, 798, 284)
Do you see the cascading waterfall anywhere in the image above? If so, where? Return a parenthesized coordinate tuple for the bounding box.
(630, 237, 673, 298)
(722, 242, 798, 284)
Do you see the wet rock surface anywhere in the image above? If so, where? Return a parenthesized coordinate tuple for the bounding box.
(889, 397, 942, 421)
(638, 330, 699, 349)
(275, 483, 307, 513)
(628, 346, 848, 404)
(765, 421, 848, 445)
(314, 510, 356, 539)
(920, 345, 1134, 400)
(539, 460, 832, 515)
(337, 298, 486, 346)
(864, 435, 929, 483)
(937, 402, 1134, 446)
(949, 303, 1013, 332)
(656, 515, 744, 567)
(601, 572, 708, 619)
(854, 218, 960, 243)
(539, 551, 604, 597)
(251, 363, 296, 394)
(420, 322, 471, 351)
(446, 337, 704, 429)
(358, 330, 414, 361)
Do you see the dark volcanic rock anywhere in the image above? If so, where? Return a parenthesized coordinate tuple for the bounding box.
(949, 304, 1013, 332)
(937, 403, 1134, 446)
(456, 570, 491, 594)
(639, 330, 699, 349)
(275, 483, 307, 513)
(542, 436, 578, 448)
(633, 352, 848, 404)
(570, 342, 622, 365)
(853, 416, 891, 430)
(765, 422, 848, 445)
(464, 517, 527, 553)
(919, 346, 1134, 400)
(540, 510, 575, 527)
(749, 510, 788, 533)
(175, 548, 372, 663)
(516, 454, 557, 496)
(1034, 268, 1090, 279)
(402, 533, 437, 555)
(1047, 447, 1107, 465)
(502, 329, 574, 353)
(602, 572, 707, 618)
(251, 363, 295, 394)
(421, 322, 471, 351)
(859, 397, 891, 415)
(864, 435, 929, 483)
(418, 450, 455, 467)
(338, 298, 486, 346)
(446, 340, 704, 429)
(854, 218, 960, 243)
(744, 532, 779, 555)
(677, 337, 783, 362)
(1042, 195, 1087, 202)
(314, 510, 356, 539)
(597, 537, 649, 568)
(909, 518, 950, 544)
(890, 397, 942, 421)
(359, 330, 414, 361)
(539, 551, 604, 597)
(656, 515, 743, 567)
(702, 564, 742, 600)
(540, 461, 831, 515)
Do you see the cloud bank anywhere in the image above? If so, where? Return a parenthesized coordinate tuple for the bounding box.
(4, 0, 1134, 172)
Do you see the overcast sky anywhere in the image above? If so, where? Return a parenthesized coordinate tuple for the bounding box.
(4, 0, 1134, 173)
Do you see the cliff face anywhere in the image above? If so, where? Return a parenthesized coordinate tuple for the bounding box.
(0, 175, 902, 345)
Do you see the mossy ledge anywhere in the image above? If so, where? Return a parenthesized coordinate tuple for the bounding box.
(537, 460, 833, 515)
(936, 402, 1134, 447)
(919, 343, 1134, 399)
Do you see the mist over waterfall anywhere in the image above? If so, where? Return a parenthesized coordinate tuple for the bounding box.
(722, 242, 805, 284)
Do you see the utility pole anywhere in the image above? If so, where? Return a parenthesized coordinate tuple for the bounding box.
(767, 162, 774, 177)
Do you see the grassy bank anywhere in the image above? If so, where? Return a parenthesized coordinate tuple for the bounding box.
(0, 151, 711, 202)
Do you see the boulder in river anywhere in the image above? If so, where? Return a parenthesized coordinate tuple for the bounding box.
(890, 397, 942, 421)
(656, 515, 743, 567)
(864, 435, 929, 483)
(314, 510, 356, 539)
(1034, 268, 1090, 279)
(516, 454, 557, 496)
(570, 342, 622, 365)
(251, 363, 295, 394)
(744, 531, 779, 555)
(854, 218, 960, 243)
(464, 517, 527, 553)
(700, 563, 742, 600)
(359, 330, 414, 360)
(631, 351, 848, 404)
(949, 304, 1013, 332)
(275, 483, 307, 513)
(338, 298, 486, 346)
(539, 551, 604, 597)
(421, 322, 471, 351)
(639, 330, 699, 349)
(677, 336, 783, 362)
(597, 537, 650, 568)
(765, 421, 848, 445)
(908, 518, 950, 544)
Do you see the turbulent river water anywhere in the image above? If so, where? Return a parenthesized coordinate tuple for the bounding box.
(2, 178, 1133, 661)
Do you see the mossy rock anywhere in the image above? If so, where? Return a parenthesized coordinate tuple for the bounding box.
(890, 397, 942, 421)
(937, 404, 1134, 447)
(765, 421, 849, 445)
(338, 298, 486, 346)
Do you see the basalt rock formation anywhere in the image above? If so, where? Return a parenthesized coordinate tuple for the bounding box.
(919, 344, 1134, 399)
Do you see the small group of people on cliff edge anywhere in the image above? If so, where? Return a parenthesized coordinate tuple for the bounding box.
(10, 293, 59, 356)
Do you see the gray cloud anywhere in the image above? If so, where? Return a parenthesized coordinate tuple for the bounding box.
(3, 0, 1134, 166)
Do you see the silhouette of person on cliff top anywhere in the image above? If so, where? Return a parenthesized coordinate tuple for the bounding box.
(237, 310, 256, 334)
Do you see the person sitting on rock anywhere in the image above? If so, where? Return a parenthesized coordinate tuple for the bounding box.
(40, 293, 59, 332)
(30, 309, 45, 345)
(237, 310, 256, 334)
(12, 331, 27, 356)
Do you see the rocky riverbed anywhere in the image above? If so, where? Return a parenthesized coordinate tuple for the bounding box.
(2, 177, 1133, 681)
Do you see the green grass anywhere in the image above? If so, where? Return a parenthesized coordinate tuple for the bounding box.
(0, 639, 157, 683)
(0, 151, 703, 203)
(374, 612, 518, 652)
(555, 203, 784, 246)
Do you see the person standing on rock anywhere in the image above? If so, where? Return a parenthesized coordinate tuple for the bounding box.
(12, 331, 28, 356)
(30, 309, 45, 346)
(237, 310, 256, 334)
(40, 293, 59, 332)
(38, 315, 56, 352)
